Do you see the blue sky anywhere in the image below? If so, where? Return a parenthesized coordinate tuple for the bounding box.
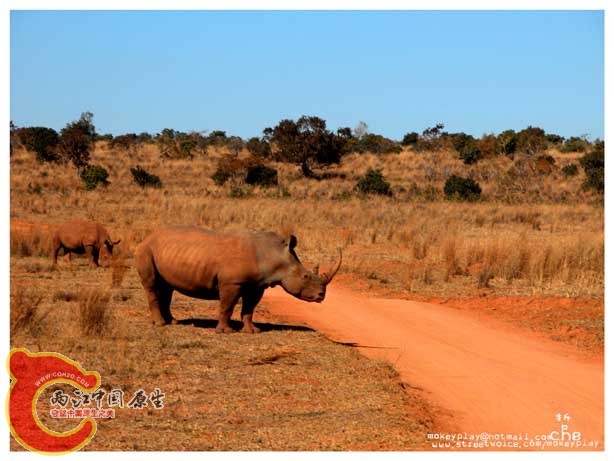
(10, 10, 604, 140)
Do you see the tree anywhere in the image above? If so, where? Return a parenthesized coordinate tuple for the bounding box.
(267, 115, 345, 175)
(353, 121, 369, 140)
(498, 129, 518, 157)
(415, 123, 445, 152)
(246, 137, 271, 158)
(516, 126, 547, 156)
(579, 141, 604, 193)
(57, 111, 97, 169)
(15, 126, 60, 162)
(226, 136, 245, 156)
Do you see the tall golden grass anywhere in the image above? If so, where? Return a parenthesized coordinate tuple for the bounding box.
(10, 285, 48, 337)
(10, 143, 603, 298)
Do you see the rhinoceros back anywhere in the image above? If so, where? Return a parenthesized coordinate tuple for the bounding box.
(136, 226, 285, 297)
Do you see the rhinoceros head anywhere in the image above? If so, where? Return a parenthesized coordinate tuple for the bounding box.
(101, 237, 122, 261)
(280, 235, 342, 303)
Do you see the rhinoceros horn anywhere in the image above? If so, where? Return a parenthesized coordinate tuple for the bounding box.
(312, 264, 319, 275)
(320, 249, 342, 285)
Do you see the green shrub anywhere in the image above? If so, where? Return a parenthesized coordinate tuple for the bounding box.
(246, 137, 272, 157)
(561, 163, 579, 177)
(130, 165, 162, 188)
(446, 132, 483, 164)
(459, 143, 481, 165)
(212, 168, 232, 186)
(229, 185, 251, 198)
(498, 129, 518, 157)
(352, 133, 402, 154)
(560, 136, 589, 153)
(401, 132, 419, 146)
(579, 141, 604, 193)
(444, 175, 482, 201)
(459, 141, 481, 165)
(356, 168, 392, 196)
(534, 154, 556, 175)
(156, 128, 207, 159)
(476, 134, 500, 159)
(110, 133, 138, 152)
(212, 157, 248, 185)
(245, 164, 278, 187)
(546, 133, 564, 146)
(446, 132, 474, 152)
(80, 165, 110, 190)
(28, 183, 43, 195)
(16, 127, 60, 162)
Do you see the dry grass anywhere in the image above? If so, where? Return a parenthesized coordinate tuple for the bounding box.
(111, 256, 129, 287)
(79, 288, 113, 335)
(9, 141, 604, 450)
(10, 285, 48, 337)
(10, 259, 436, 451)
(10, 222, 54, 257)
(10, 142, 603, 298)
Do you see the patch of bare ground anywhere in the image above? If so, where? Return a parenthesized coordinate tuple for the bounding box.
(340, 273, 603, 358)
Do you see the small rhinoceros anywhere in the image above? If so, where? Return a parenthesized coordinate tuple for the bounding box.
(52, 220, 121, 268)
(134, 226, 342, 333)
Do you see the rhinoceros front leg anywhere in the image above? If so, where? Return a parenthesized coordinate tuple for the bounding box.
(240, 288, 264, 333)
(85, 245, 99, 268)
(216, 285, 241, 334)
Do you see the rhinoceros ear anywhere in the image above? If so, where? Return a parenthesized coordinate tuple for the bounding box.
(286, 235, 297, 251)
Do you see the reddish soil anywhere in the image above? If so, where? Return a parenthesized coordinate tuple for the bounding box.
(262, 282, 604, 450)
(341, 272, 604, 358)
(415, 295, 603, 357)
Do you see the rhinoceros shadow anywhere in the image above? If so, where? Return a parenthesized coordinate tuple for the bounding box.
(177, 318, 314, 332)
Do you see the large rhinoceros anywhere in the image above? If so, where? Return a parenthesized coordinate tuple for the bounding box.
(52, 220, 121, 268)
(134, 226, 342, 333)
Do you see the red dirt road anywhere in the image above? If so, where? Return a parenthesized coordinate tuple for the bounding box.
(263, 283, 603, 449)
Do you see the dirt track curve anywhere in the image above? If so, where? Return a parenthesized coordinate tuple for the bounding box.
(263, 283, 603, 448)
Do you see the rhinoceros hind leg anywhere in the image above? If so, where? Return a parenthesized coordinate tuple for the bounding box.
(240, 288, 264, 333)
(145, 287, 176, 326)
(216, 285, 241, 333)
(158, 285, 177, 325)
